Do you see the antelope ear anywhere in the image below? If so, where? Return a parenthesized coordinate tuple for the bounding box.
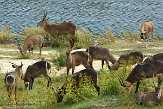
(12, 65, 17, 68)
(21, 62, 23, 67)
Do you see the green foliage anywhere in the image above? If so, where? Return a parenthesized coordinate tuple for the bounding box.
(0, 24, 12, 44)
(99, 69, 123, 95)
(23, 27, 45, 36)
(96, 30, 116, 45)
(52, 53, 66, 70)
(120, 31, 140, 42)
(17, 53, 32, 59)
(77, 76, 97, 100)
(75, 29, 93, 48)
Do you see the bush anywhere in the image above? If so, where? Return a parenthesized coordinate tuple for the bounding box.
(52, 53, 66, 70)
(0, 24, 11, 44)
(77, 76, 97, 100)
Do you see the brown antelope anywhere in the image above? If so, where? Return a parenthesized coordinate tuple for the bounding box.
(18, 35, 44, 56)
(136, 78, 163, 105)
(37, 12, 77, 49)
(112, 51, 144, 70)
(24, 61, 51, 90)
(118, 60, 163, 93)
(56, 68, 100, 103)
(86, 46, 117, 71)
(143, 53, 163, 63)
(4, 62, 23, 99)
(66, 50, 93, 75)
(140, 21, 154, 47)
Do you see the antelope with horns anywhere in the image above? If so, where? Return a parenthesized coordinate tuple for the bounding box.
(143, 53, 163, 63)
(37, 12, 77, 49)
(18, 35, 44, 56)
(136, 78, 163, 105)
(24, 61, 51, 90)
(4, 62, 23, 99)
(140, 20, 154, 47)
(86, 46, 117, 71)
(56, 68, 100, 103)
(112, 51, 144, 71)
(66, 49, 93, 75)
(118, 60, 163, 93)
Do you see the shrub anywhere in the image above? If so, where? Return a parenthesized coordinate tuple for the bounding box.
(77, 76, 97, 100)
(52, 53, 66, 70)
(0, 24, 11, 44)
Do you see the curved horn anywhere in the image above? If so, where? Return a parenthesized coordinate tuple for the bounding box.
(158, 78, 163, 88)
(43, 11, 47, 20)
(118, 75, 126, 87)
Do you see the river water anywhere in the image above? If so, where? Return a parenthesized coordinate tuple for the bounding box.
(0, 0, 163, 35)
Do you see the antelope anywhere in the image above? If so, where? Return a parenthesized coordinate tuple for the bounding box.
(56, 68, 100, 103)
(66, 50, 93, 75)
(140, 21, 154, 47)
(118, 60, 163, 93)
(136, 78, 163, 105)
(86, 46, 117, 71)
(112, 51, 144, 70)
(37, 12, 77, 49)
(4, 62, 23, 99)
(143, 53, 163, 63)
(24, 61, 51, 90)
(18, 35, 44, 56)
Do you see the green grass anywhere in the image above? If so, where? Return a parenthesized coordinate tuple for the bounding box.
(1, 28, 163, 108)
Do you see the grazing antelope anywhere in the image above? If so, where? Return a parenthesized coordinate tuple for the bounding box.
(112, 51, 144, 70)
(136, 78, 163, 105)
(56, 68, 100, 103)
(18, 35, 44, 56)
(140, 21, 154, 47)
(118, 60, 163, 93)
(4, 62, 23, 99)
(66, 50, 93, 75)
(86, 46, 117, 71)
(37, 12, 77, 49)
(24, 61, 51, 90)
(143, 53, 163, 63)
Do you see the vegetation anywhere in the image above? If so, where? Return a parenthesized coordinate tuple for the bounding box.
(0, 24, 163, 108)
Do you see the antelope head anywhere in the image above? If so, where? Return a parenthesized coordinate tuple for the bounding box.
(153, 78, 163, 100)
(38, 11, 49, 27)
(118, 75, 133, 93)
(9, 62, 24, 80)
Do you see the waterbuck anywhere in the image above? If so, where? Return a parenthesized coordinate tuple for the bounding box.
(18, 35, 44, 56)
(24, 61, 51, 90)
(4, 62, 23, 99)
(37, 12, 77, 49)
(56, 68, 100, 103)
(86, 46, 117, 71)
(140, 21, 154, 47)
(143, 53, 163, 63)
(118, 60, 163, 93)
(136, 78, 163, 105)
(66, 50, 93, 75)
(112, 51, 144, 70)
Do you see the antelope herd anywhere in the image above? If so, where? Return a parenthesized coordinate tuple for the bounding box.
(3, 12, 163, 106)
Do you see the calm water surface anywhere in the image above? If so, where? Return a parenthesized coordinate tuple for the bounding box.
(0, 0, 163, 35)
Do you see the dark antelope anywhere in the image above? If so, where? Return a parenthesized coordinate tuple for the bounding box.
(56, 68, 100, 103)
(140, 21, 154, 47)
(18, 35, 44, 56)
(136, 78, 163, 105)
(86, 46, 117, 71)
(24, 61, 51, 90)
(118, 60, 163, 93)
(66, 50, 93, 75)
(112, 51, 144, 70)
(4, 62, 23, 99)
(143, 53, 163, 63)
(37, 12, 77, 49)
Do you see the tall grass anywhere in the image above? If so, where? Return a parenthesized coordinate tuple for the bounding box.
(0, 24, 12, 44)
